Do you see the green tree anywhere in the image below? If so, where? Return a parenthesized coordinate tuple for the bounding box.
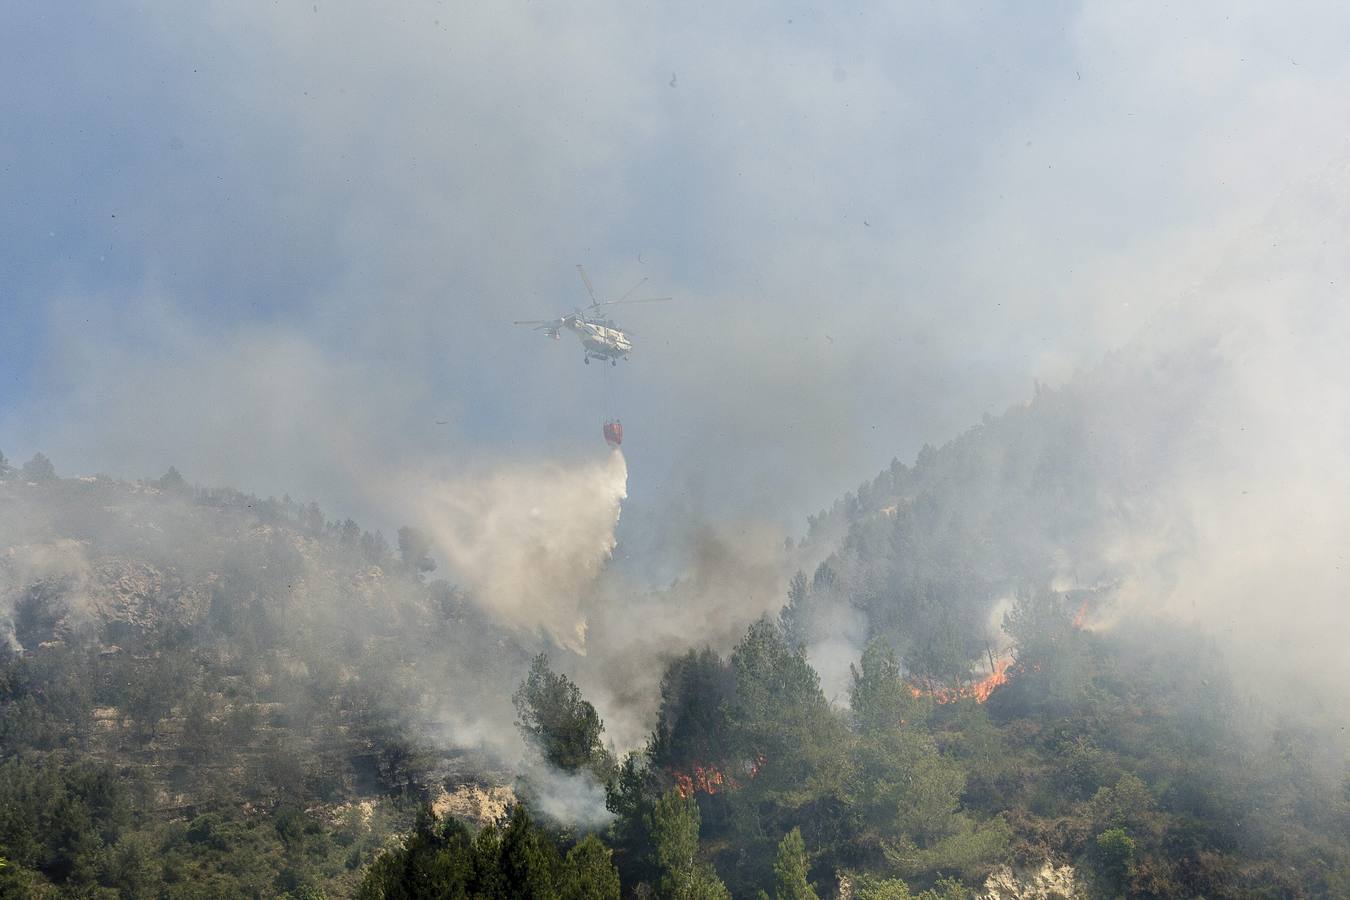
(0, 852, 45, 896)
(1089, 773, 1155, 834)
(513, 654, 608, 775)
(725, 619, 852, 856)
(729, 618, 842, 774)
(648, 790, 698, 885)
(854, 875, 970, 900)
(646, 790, 729, 900)
(604, 751, 660, 887)
(900, 602, 973, 685)
(376, 737, 434, 796)
(853, 875, 914, 899)
(360, 529, 390, 563)
(1093, 828, 1136, 894)
(397, 526, 437, 573)
(274, 805, 309, 850)
(159, 465, 188, 491)
(0, 449, 11, 478)
(124, 653, 191, 739)
(181, 689, 221, 760)
(471, 822, 507, 898)
(497, 803, 561, 899)
(21, 452, 56, 481)
(303, 501, 325, 534)
(850, 638, 924, 734)
(280, 886, 327, 900)
(999, 587, 1094, 714)
(559, 835, 620, 900)
(1002, 588, 1075, 665)
(772, 828, 817, 900)
(0, 755, 132, 889)
(851, 726, 966, 849)
(780, 571, 810, 649)
(356, 805, 475, 899)
(886, 817, 1010, 884)
(648, 648, 736, 771)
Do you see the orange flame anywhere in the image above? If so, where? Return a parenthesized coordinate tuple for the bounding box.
(967, 656, 1013, 702)
(671, 756, 765, 798)
(908, 656, 1013, 705)
(673, 764, 733, 798)
(1073, 599, 1089, 629)
(906, 593, 1093, 707)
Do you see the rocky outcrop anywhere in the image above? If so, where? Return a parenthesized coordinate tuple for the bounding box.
(979, 861, 1080, 900)
(432, 783, 516, 827)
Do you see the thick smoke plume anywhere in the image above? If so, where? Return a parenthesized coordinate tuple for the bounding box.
(393, 451, 793, 751)
(1104, 165, 1350, 709)
(579, 522, 792, 750)
(405, 450, 628, 653)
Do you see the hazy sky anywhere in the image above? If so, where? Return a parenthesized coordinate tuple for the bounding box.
(5, 1, 1349, 556)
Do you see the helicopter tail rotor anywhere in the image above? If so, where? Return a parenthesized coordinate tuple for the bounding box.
(513, 318, 565, 340)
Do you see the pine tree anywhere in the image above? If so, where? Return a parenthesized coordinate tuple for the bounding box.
(355, 806, 475, 899)
(780, 571, 810, 649)
(159, 466, 187, 492)
(513, 654, 607, 775)
(558, 835, 620, 900)
(850, 638, 922, 734)
(20, 452, 55, 481)
(497, 803, 560, 899)
(772, 828, 817, 900)
(646, 790, 729, 900)
(397, 526, 437, 573)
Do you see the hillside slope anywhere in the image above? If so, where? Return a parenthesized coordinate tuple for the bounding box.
(0, 471, 532, 895)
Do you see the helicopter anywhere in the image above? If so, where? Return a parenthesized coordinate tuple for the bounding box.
(514, 265, 671, 365)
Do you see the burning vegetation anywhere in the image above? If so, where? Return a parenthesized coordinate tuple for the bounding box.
(4, 403, 1349, 900)
(670, 753, 765, 798)
(672, 764, 731, 798)
(909, 655, 1014, 705)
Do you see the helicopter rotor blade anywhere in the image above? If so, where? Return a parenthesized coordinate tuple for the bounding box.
(594, 296, 672, 308)
(513, 319, 553, 326)
(575, 264, 599, 306)
(617, 276, 649, 303)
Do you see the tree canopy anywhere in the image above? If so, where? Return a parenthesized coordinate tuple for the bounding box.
(513, 654, 610, 777)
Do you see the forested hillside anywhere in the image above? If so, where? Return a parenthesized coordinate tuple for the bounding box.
(792, 344, 1217, 688)
(2, 344, 1348, 900)
(0, 461, 533, 896)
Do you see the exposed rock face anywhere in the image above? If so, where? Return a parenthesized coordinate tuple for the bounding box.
(327, 799, 377, 830)
(432, 782, 516, 827)
(979, 862, 1080, 900)
(93, 557, 213, 632)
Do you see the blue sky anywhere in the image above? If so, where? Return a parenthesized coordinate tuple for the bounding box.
(4, 1, 1349, 554)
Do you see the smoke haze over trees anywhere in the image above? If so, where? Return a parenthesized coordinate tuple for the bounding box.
(5, 1, 1350, 896)
(2, 408, 1348, 894)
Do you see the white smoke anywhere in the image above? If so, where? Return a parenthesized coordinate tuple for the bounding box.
(405, 450, 629, 653)
(0, 538, 95, 651)
(577, 521, 792, 751)
(519, 761, 614, 829)
(1065, 160, 1350, 715)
